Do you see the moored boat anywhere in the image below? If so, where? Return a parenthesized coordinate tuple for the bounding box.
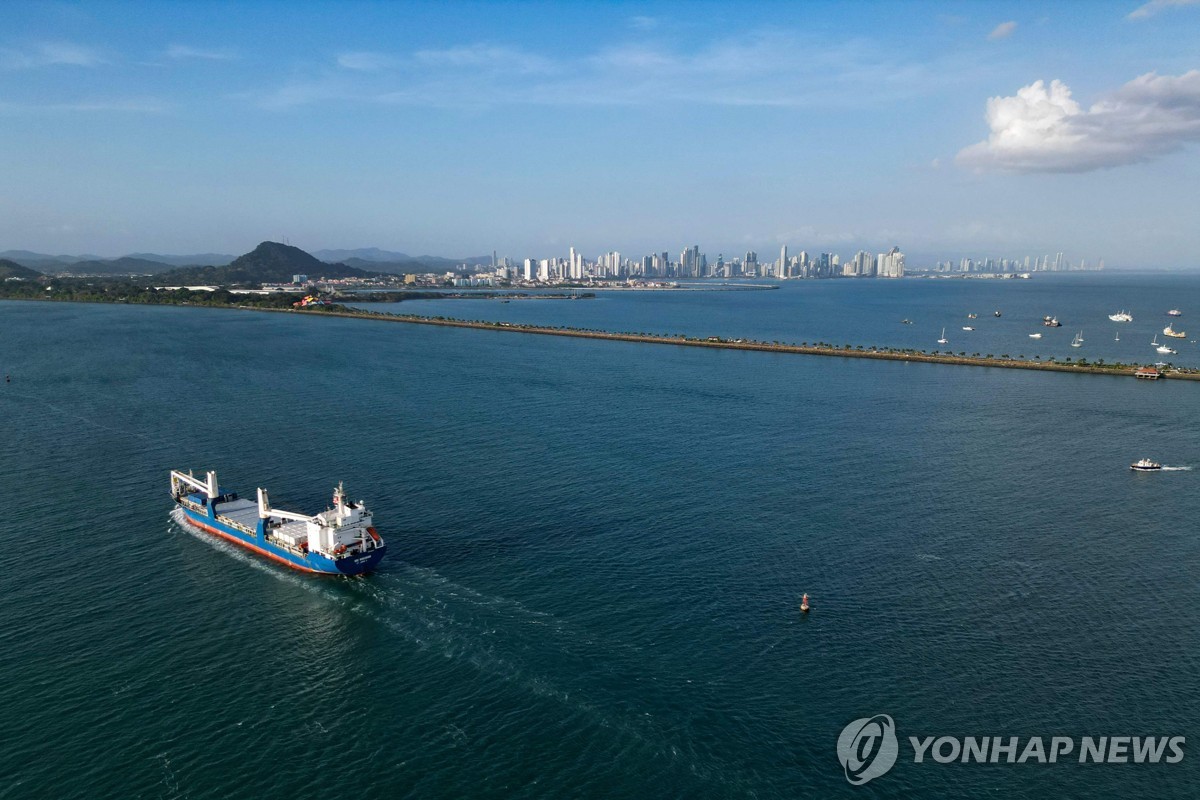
(1164, 324, 1186, 339)
(1152, 334, 1177, 355)
(170, 470, 386, 575)
(1043, 316, 1062, 327)
(1167, 309, 1182, 317)
(1109, 310, 1133, 322)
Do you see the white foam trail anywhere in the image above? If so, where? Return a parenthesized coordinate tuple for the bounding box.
(1161, 465, 1192, 471)
(1, 389, 159, 442)
(165, 509, 745, 790)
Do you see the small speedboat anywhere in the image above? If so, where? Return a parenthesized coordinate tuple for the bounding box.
(1167, 309, 1183, 317)
(1029, 333, 1042, 339)
(962, 326, 974, 331)
(1130, 459, 1162, 472)
(994, 311, 1002, 317)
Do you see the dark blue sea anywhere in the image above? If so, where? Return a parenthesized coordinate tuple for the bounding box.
(2, 273, 1198, 799)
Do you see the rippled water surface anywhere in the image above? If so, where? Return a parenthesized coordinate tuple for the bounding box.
(1, 281, 1198, 799)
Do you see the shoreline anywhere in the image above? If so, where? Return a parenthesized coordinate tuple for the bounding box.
(286, 306, 1200, 381)
(3, 297, 1194, 380)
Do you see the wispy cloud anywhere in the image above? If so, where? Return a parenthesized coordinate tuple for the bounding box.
(956, 70, 1200, 172)
(337, 51, 399, 71)
(259, 80, 355, 111)
(1127, 0, 1200, 20)
(0, 96, 169, 113)
(412, 45, 555, 74)
(987, 21, 1018, 40)
(0, 41, 105, 69)
(263, 32, 965, 111)
(628, 15, 659, 31)
(166, 44, 237, 61)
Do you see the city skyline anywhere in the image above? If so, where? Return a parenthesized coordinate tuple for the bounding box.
(2, 1, 1199, 266)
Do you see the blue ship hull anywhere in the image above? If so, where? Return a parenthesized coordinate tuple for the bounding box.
(179, 504, 385, 576)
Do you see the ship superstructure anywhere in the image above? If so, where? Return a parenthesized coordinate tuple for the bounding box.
(170, 470, 386, 575)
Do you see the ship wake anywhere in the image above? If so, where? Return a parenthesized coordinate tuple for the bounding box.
(165, 508, 754, 793)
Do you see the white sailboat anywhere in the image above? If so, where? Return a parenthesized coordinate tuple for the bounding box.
(1071, 331, 1083, 347)
(937, 328, 948, 345)
(1115, 329, 1120, 342)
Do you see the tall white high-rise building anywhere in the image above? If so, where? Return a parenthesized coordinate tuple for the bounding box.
(877, 246, 905, 278)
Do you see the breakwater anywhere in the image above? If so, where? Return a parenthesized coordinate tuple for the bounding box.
(290, 307, 1200, 381)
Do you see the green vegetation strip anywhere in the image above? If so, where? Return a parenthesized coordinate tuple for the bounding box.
(298, 307, 1200, 381)
(4, 287, 1194, 380)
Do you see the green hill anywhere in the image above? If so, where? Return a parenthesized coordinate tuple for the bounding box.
(156, 241, 377, 285)
(57, 256, 173, 275)
(0, 259, 44, 280)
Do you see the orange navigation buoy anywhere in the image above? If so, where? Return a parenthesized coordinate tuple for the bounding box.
(800, 593, 810, 613)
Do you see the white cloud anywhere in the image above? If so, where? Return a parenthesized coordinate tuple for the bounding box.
(259, 80, 355, 111)
(0, 41, 105, 69)
(0, 96, 168, 113)
(257, 32, 972, 111)
(628, 15, 659, 30)
(337, 51, 398, 71)
(166, 44, 237, 61)
(1127, 0, 1200, 20)
(987, 21, 1018, 40)
(411, 45, 554, 75)
(956, 71, 1200, 172)
(53, 98, 169, 112)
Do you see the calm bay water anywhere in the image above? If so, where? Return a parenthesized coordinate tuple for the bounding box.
(351, 272, 1200, 369)
(1, 276, 1198, 799)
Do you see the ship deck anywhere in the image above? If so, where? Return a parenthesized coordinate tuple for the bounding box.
(213, 499, 261, 534)
(208, 498, 313, 542)
(275, 520, 310, 539)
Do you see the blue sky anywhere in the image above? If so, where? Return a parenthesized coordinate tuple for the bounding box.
(1, 0, 1199, 267)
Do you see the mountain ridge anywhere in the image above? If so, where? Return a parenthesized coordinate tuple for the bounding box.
(155, 241, 377, 285)
(0, 259, 45, 280)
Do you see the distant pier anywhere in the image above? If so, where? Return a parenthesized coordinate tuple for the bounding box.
(286, 307, 1200, 382)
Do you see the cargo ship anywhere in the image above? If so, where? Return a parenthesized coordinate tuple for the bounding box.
(170, 470, 386, 575)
